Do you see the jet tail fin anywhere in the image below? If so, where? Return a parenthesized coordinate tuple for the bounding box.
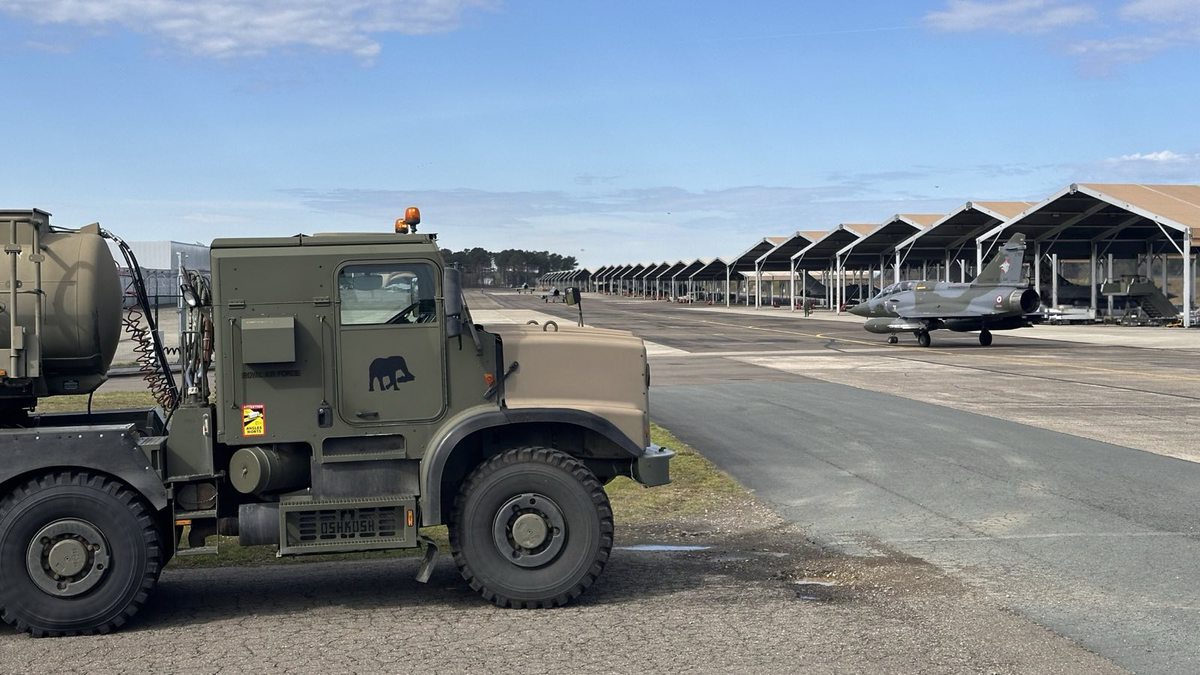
(973, 232, 1026, 286)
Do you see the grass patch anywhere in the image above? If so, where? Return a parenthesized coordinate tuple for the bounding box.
(35, 390, 158, 413)
(607, 423, 747, 525)
(34, 393, 745, 567)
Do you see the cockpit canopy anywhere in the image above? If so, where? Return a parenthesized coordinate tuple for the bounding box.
(874, 280, 917, 299)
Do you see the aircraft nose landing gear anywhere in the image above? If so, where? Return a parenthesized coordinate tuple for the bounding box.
(887, 335, 899, 344)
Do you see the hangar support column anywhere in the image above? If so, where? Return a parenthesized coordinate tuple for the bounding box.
(1033, 241, 1041, 298)
(755, 263, 762, 310)
(789, 260, 796, 313)
(826, 266, 832, 309)
(1090, 243, 1098, 316)
(841, 258, 848, 311)
(1051, 254, 1059, 307)
(1185, 229, 1193, 328)
(1107, 253, 1114, 317)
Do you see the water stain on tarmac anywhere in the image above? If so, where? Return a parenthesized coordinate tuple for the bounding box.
(615, 544, 712, 552)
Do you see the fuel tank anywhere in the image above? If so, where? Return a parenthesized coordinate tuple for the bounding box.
(0, 211, 123, 393)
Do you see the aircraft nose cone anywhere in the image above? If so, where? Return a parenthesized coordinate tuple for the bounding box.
(849, 303, 868, 317)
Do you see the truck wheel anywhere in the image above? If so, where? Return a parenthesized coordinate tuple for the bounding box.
(0, 471, 163, 636)
(450, 447, 613, 608)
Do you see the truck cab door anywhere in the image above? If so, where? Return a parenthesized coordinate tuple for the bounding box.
(335, 261, 446, 425)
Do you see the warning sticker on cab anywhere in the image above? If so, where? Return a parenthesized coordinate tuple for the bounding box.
(242, 404, 265, 437)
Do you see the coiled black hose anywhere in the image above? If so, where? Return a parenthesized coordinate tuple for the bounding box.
(101, 229, 179, 411)
(122, 301, 178, 410)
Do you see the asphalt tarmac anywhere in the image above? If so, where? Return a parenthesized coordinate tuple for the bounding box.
(493, 290, 1200, 674)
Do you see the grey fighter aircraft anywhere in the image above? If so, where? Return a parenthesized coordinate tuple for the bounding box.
(849, 233, 1040, 347)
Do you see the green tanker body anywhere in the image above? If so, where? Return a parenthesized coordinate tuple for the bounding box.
(0, 208, 673, 636)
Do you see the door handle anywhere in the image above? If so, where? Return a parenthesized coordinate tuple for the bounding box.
(355, 410, 379, 419)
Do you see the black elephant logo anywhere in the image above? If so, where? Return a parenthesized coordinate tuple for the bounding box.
(369, 355, 415, 391)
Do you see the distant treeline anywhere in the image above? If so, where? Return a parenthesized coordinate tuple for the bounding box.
(440, 248, 578, 287)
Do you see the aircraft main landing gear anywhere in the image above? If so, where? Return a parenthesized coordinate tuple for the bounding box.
(915, 331, 931, 348)
(887, 335, 899, 345)
(978, 329, 992, 347)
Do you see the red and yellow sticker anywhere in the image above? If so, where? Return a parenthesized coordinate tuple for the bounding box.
(242, 404, 265, 437)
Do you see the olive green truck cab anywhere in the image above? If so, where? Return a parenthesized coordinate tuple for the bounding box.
(0, 209, 672, 636)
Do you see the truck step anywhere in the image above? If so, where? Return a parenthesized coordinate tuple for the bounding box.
(137, 435, 167, 472)
(174, 509, 218, 521)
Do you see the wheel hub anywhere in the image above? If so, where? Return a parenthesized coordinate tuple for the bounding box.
(492, 493, 567, 569)
(47, 539, 89, 577)
(511, 513, 549, 549)
(26, 519, 111, 597)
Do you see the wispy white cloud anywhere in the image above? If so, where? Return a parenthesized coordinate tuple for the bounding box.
(1068, 34, 1177, 65)
(1110, 150, 1195, 163)
(1121, 0, 1200, 23)
(924, 0, 1096, 34)
(925, 0, 1200, 69)
(0, 0, 493, 60)
(1080, 149, 1200, 182)
(21, 39, 73, 54)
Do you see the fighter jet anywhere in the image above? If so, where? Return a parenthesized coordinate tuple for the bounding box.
(849, 233, 1040, 347)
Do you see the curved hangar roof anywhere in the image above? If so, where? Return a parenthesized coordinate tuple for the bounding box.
(895, 201, 1033, 265)
(978, 183, 1200, 258)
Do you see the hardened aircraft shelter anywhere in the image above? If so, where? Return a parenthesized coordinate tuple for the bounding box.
(751, 231, 825, 308)
(651, 261, 687, 298)
(893, 202, 1033, 284)
(672, 259, 707, 299)
(728, 237, 788, 306)
(790, 224, 876, 311)
(977, 184, 1200, 327)
(836, 214, 940, 307)
(687, 258, 731, 303)
(633, 263, 666, 297)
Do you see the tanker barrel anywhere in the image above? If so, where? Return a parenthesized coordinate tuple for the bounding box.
(0, 211, 123, 400)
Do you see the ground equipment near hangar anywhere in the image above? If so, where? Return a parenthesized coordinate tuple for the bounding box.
(0, 208, 672, 636)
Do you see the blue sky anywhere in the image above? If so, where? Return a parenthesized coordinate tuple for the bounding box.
(1, 0, 1198, 266)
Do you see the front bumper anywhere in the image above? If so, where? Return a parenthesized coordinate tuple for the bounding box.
(633, 444, 674, 486)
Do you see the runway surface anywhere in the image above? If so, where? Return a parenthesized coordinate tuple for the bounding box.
(484, 290, 1200, 674)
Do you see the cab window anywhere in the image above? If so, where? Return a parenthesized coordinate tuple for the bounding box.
(339, 263, 438, 325)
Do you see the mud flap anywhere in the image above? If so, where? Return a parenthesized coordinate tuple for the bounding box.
(416, 535, 438, 583)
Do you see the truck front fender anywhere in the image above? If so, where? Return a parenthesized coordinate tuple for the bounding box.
(421, 407, 643, 526)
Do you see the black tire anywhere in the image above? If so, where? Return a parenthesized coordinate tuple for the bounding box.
(450, 447, 613, 609)
(887, 335, 898, 344)
(0, 471, 163, 637)
(916, 331, 932, 348)
(979, 330, 993, 347)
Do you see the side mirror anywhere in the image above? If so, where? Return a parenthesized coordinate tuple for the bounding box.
(180, 285, 200, 308)
(564, 287, 581, 306)
(444, 268, 463, 338)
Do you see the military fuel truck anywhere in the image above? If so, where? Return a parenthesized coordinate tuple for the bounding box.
(0, 208, 672, 636)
